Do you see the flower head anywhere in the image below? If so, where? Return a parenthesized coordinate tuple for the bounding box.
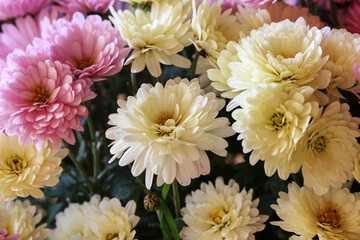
(106, 78, 234, 189)
(110, 0, 192, 77)
(0, 228, 21, 240)
(191, 0, 242, 66)
(0, 0, 50, 20)
(44, 12, 130, 81)
(272, 183, 360, 239)
(320, 28, 360, 100)
(227, 18, 330, 105)
(55, 0, 115, 14)
(345, 0, 360, 34)
(0, 200, 51, 240)
(180, 177, 268, 240)
(291, 101, 360, 195)
(0, 42, 91, 149)
(231, 83, 318, 179)
(50, 195, 139, 240)
(0, 132, 68, 203)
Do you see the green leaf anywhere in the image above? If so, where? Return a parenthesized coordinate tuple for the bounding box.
(160, 199, 180, 240)
(162, 183, 171, 200)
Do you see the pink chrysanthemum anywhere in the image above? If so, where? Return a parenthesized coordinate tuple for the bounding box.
(0, 9, 70, 64)
(43, 12, 130, 81)
(211, 0, 274, 12)
(354, 63, 360, 102)
(0, 229, 20, 240)
(0, 42, 91, 150)
(55, 0, 114, 14)
(345, 0, 360, 34)
(0, 0, 51, 20)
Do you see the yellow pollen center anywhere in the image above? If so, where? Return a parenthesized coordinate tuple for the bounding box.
(271, 112, 286, 129)
(7, 155, 26, 174)
(210, 209, 226, 225)
(157, 111, 173, 126)
(314, 136, 327, 152)
(76, 57, 94, 70)
(29, 86, 50, 104)
(105, 233, 118, 240)
(318, 202, 342, 229)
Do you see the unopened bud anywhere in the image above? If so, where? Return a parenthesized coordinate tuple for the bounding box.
(144, 193, 160, 212)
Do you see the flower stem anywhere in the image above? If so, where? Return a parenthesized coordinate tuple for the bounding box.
(291, 173, 302, 186)
(63, 141, 94, 193)
(131, 72, 138, 94)
(190, 51, 200, 80)
(330, 0, 339, 28)
(87, 116, 100, 184)
(347, 178, 355, 191)
(172, 180, 181, 218)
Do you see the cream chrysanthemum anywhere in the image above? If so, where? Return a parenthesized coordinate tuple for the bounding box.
(236, 5, 271, 37)
(0, 200, 51, 240)
(291, 102, 360, 196)
(227, 18, 331, 105)
(106, 78, 234, 189)
(231, 83, 318, 179)
(191, 0, 241, 66)
(50, 195, 139, 240)
(180, 177, 268, 240)
(207, 41, 241, 99)
(272, 183, 360, 240)
(320, 28, 360, 100)
(0, 132, 68, 203)
(265, 2, 324, 29)
(110, 0, 192, 77)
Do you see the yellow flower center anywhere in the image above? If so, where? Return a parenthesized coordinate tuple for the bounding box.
(155, 111, 176, 137)
(29, 85, 50, 104)
(210, 209, 226, 225)
(318, 202, 342, 229)
(7, 155, 26, 174)
(157, 111, 173, 126)
(76, 57, 94, 70)
(314, 136, 327, 152)
(105, 233, 119, 240)
(271, 112, 286, 129)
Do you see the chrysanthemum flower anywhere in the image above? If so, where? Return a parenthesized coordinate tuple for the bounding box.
(180, 177, 268, 240)
(354, 63, 360, 102)
(235, 5, 271, 37)
(231, 83, 318, 179)
(320, 28, 360, 100)
(106, 78, 234, 189)
(211, 0, 274, 9)
(353, 152, 360, 184)
(55, 0, 115, 14)
(345, 0, 360, 34)
(43, 12, 130, 82)
(0, 9, 71, 64)
(50, 195, 139, 240)
(228, 19, 330, 102)
(0, 200, 51, 240)
(0, 0, 51, 20)
(272, 183, 360, 239)
(291, 102, 360, 195)
(0, 132, 67, 203)
(0, 43, 91, 150)
(0, 228, 20, 240)
(191, 0, 242, 66)
(110, 0, 192, 77)
(265, 2, 325, 29)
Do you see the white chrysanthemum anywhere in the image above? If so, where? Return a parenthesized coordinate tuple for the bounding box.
(0, 132, 68, 204)
(110, 0, 192, 77)
(320, 28, 360, 100)
(191, 0, 241, 66)
(265, 2, 325, 29)
(236, 5, 271, 37)
(353, 152, 360, 184)
(180, 177, 268, 240)
(207, 41, 241, 99)
(271, 183, 360, 240)
(227, 18, 331, 105)
(50, 195, 139, 240)
(291, 102, 360, 195)
(106, 78, 234, 189)
(231, 83, 318, 179)
(0, 200, 51, 240)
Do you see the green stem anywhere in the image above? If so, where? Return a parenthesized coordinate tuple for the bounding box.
(172, 181, 181, 218)
(131, 72, 138, 94)
(156, 210, 171, 240)
(128, 165, 151, 193)
(190, 51, 200, 80)
(347, 178, 355, 191)
(152, 76, 163, 85)
(63, 141, 94, 193)
(291, 173, 302, 186)
(61, 164, 90, 194)
(330, 1, 339, 28)
(87, 116, 100, 183)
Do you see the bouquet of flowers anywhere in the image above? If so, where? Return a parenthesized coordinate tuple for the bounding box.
(0, 0, 360, 239)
